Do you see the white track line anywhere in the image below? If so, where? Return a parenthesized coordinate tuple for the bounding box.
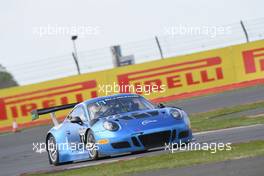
(194, 124, 264, 135)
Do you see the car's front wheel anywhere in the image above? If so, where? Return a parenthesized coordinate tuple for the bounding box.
(47, 134, 60, 165)
(86, 130, 99, 160)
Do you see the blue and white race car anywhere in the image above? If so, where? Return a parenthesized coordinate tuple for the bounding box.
(31, 93, 193, 165)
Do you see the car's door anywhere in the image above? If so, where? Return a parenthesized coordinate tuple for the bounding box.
(66, 105, 87, 145)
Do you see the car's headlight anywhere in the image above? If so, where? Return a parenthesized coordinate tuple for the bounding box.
(170, 109, 182, 119)
(103, 121, 119, 131)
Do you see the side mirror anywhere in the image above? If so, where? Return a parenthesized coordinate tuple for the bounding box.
(157, 103, 166, 108)
(70, 116, 83, 125)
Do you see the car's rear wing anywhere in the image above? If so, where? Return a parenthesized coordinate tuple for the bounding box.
(31, 103, 78, 126)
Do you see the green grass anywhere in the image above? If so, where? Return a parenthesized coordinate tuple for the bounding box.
(190, 101, 264, 132)
(28, 140, 264, 176)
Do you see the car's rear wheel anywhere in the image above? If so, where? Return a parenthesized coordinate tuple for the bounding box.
(86, 130, 99, 160)
(47, 135, 60, 165)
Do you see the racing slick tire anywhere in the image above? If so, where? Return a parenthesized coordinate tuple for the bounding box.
(47, 134, 60, 166)
(86, 130, 99, 160)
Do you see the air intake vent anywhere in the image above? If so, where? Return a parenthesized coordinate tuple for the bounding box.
(147, 110, 159, 116)
(120, 116, 133, 120)
(138, 131, 171, 148)
(179, 130, 189, 139)
(171, 129, 177, 141)
(133, 113, 150, 119)
(131, 137, 141, 147)
(111, 141, 130, 149)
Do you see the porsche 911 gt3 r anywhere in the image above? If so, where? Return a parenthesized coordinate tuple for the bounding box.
(31, 93, 193, 165)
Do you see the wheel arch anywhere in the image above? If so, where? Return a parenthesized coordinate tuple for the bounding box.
(45, 131, 64, 151)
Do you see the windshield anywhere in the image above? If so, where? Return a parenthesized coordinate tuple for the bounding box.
(87, 96, 155, 120)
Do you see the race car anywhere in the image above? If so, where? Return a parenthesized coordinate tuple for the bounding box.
(31, 93, 193, 165)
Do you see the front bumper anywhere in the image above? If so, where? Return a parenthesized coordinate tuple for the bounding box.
(96, 124, 193, 156)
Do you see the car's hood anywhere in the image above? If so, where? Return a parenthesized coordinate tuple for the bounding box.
(108, 108, 180, 133)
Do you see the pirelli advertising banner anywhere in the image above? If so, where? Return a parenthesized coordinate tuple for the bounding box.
(0, 40, 264, 131)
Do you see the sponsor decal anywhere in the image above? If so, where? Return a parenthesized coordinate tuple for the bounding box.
(243, 47, 264, 74)
(0, 80, 97, 121)
(142, 119, 158, 125)
(117, 57, 223, 93)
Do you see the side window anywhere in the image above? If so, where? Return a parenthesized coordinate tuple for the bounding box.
(68, 106, 87, 121)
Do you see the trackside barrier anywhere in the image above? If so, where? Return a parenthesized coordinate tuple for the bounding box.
(0, 40, 264, 132)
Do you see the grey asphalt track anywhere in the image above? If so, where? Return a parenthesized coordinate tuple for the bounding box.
(0, 85, 264, 176)
(166, 85, 264, 113)
(131, 156, 264, 176)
